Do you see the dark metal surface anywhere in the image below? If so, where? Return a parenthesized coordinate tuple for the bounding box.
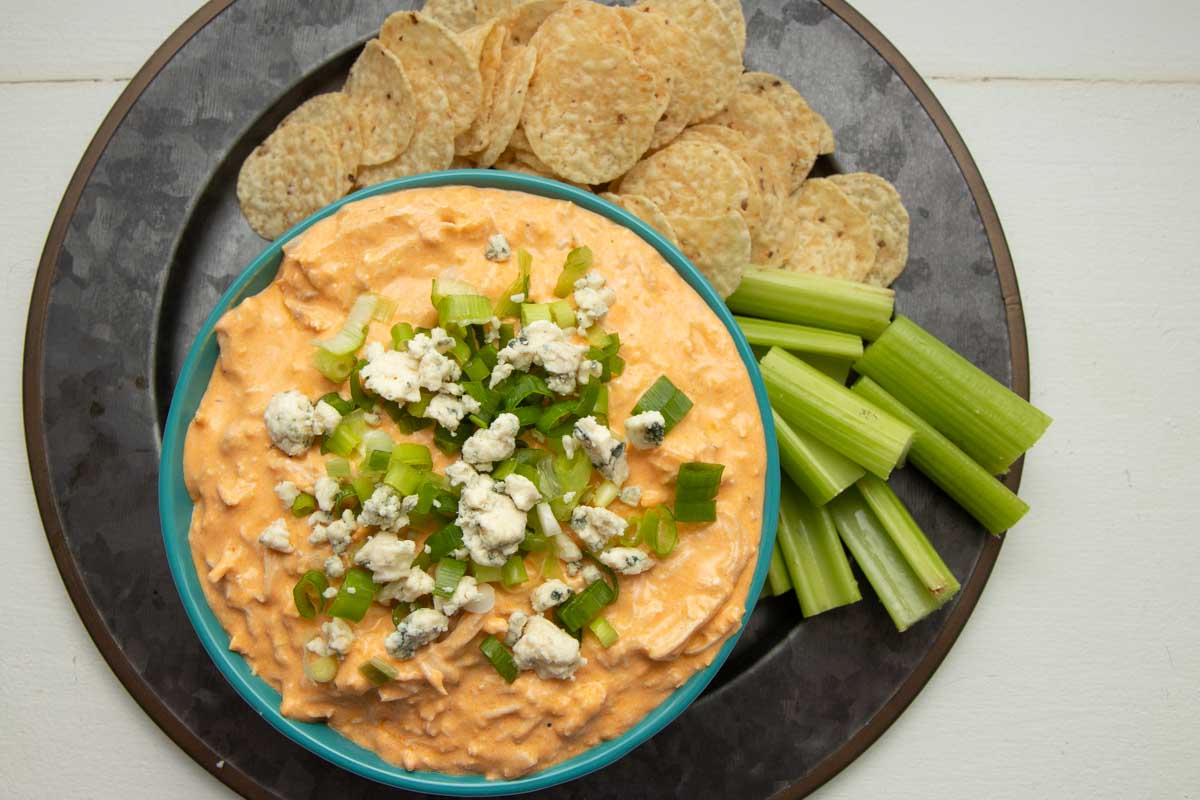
(23, 1, 1025, 797)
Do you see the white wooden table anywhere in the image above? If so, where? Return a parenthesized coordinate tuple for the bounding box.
(3, 2, 1197, 797)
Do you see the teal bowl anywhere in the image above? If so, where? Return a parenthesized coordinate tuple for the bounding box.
(159, 169, 780, 795)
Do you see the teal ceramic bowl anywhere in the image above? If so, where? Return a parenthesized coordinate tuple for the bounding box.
(159, 170, 780, 795)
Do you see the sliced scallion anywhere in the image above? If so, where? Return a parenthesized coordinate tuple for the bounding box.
(325, 457, 352, 479)
(292, 570, 329, 619)
(592, 480, 620, 508)
(502, 373, 551, 409)
(501, 554, 529, 588)
(675, 462, 724, 502)
(520, 303, 553, 326)
(291, 492, 317, 517)
(359, 657, 398, 686)
(430, 278, 479, 308)
(433, 558, 468, 599)
(328, 567, 378, 622)
(425, 524, 464, 562)
(493, 250, 532, 319)
(314, 349, 357, 383)
(323, 410, 368, 458)
(556, 578, 615, 631)
(536, 401, 577, 434)
(588, 616, 620, 648)
(306, 654, 338, 683)
(479, 634, 519, 683)
(472, 563, 504, 583)
(390, 443, 433, 469)
(315, 293, 379, 356)
(437, 293, 494, 328)
(319, 392, 353, 416)
(351, 475, 376, 503)
(390, 322, 415, 350)
(550, 299, 577, 328)
(384, 462, 426, 495)
(632, 375, 692, 433)
(554, 246, 592, 297)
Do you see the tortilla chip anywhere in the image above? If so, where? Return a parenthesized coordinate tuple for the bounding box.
(237, 124, 346, 240)
(493, 151, 590, 189)
(666, 211, 750, 298)
(342, 39, 417, 166)
(454, 20, 508, 156)
(507, 125, 536, 161)
(522, 9, 662, 185)
(617, 138, 751, 221)
(379, 11, 482, 137)
(702, 91, 816, 193)
(739, 71, 835, 170)
(632, 0, 740, 124)
(474, 44, 538, 168)
(494, 0, 567, 46)
(355, 82, 455, 187)
(828, 172, 910, 286)
(708, 0, 746, 55)
(600, 192, 679, 246)
(422, 0, 479, 31)
(673, 127, 766, 241)
(476, 0, 520, 21)
(280, 92, 364, 179)
(617, 7, 696, 149)
(783, 178, 878, 282)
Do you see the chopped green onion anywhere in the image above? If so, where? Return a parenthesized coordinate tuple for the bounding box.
(512, 405, 543, 428)
(600, 354, 625, 381)
(314, 349, 357, 383)
(632, 375, 693, 433)
(646, 504, 678, 555)
(541, 552, 563, 579)
(351, 475, 376, 503)
(323, 410, 368, 457)
(390, 322, 415, 350)
(556, 578, 615, 631)
(761, 347, 914, 479)
(498, 321, 516, 346)
(433, 421, 472, 454)
(828, 486, 944, 632)
(854, 315, 1052, 474)
(472, 563, 504, 583)
(361, 429, 393, 455)
(425, 524, 464, 562)
(493, 250, 532, 319)
(328, 568, 378, 622)
(619, 515, 643, 546)
(735, 316, 864, 360)
(291, 492, 317, 517)
(583, 552, 620, 602)
(462, 352, 491, 382)
(390, 443, 433, 469)
(292, 571, 329, 619)
(433, 558, 468, 599)
(479, 634, 519, 683)
(447, 335, 473, 364)
(318, 392, 353, 415)
(588, 616, 620, 648)
(333, 486, 359, 512)
(675, 462, 724, 502)
(383, 462, 426, 495)
(430, 277, 479, 308)
(490, 459, 517, 480)
(857, 474, 961, 601)
(778, 483, 861, 617)
(766, 542, 792, 597)
(851, 377, 1029, 533)
(325, 457, 352, 479)
(306, 654, 338, 683)
(554, 246, 592, 297)
(774, 410, 864, 506)
(462, 380, 502, 422)
(349, 360, 373, 409)
(672, 499, 714, 524)
(536, 401, 576, 434)
(437, 293, 494, 327)
(359, 657, 398, 686)
(520, 303, 553, 326)
(315, 293, 380, 356)
(391, 602, 414, 627)
(502, 373, 551, 409)
(519, 532, 554, 553)
(382, 400, 431, 433)
(501, 554, 529, 588)
(362, 449, 392, 474)
(727, 268, 895, 340)
(592, 480, 620, 508)
(550, 300, 577, 328)
(573, 383, 601, 418)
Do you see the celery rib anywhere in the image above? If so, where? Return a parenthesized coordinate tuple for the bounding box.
(855, 475, 960, 601)
(774, 410, 864, 506)
(778, 484, 861, 617)
(727, 268, 894, 340)
(766, 542, 793, 597)
(735, 316, 864, 360)
(852, 377, 1029, 534)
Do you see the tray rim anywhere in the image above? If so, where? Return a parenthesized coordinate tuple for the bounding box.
(21, 2, 1027, 798)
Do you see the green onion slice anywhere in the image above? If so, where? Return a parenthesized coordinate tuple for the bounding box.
(314, 349, 357, 383)
(550, 299, 577, 328)
(363, 449, 392, 474)
(501, 554, 529, 588)
(632, 375, 693, 433)
(319, 392, 353, 416)
(328, 567, 378, 622)
(433, 558, 468, 599)
(391, 602, 415, 627)
(673, 500, 716, 524)
(503, 373, 552, 409)
(315, 293, 380, 356)
(425, 524, 465, 562)
(493, 249, 532, 319)
(292, 570, 329, 619)
(333, 486, 359, 512)
(645, 504, 679, 555)
(438, 293, 494, 327)
(291, 492, 317, 517)
(675, 462, 724, 502)
(519, 532, 554, 553)
(536, 401, 577, 434)
(390, 322, 415, 350)
(359, 657, 399, 686)
(306, 654, 338, 683)
(520, 303, 553, 326)
(430, 277, 479, 308)
(588, 616, 620, 648)
(349, 360, 373, 409)
(556, 578, 615, 631)
(592, 480, 620, 508)
(479, 635, 519, 683)
(383, 462, 427, 495)
(326, 457, 352, 479)
(582, 552, 620, 602)
(472, 563, 504, 583)
(351, 475, 376, 503)
(323, 410, 367, 458)
(554, 246, 592, 297)
(390, 443, 433, 468)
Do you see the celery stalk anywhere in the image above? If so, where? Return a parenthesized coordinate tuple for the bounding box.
(735, 316, 863, 360)
(852, 377, 1029, 534)
(855, 316, 1052, 474)
(778, 484, 861, 617)
(766, 542, 792, 596)
(800, 354, 852, 384)
(761, 347, 914, 479)
(827, 486, 943, 632)
(774, 410, 864, 506)
(727, 268, 894, 339)
(856, 475, 960, 602)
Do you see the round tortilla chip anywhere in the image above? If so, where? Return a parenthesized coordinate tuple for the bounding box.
(673, 127, 765, 242)
(702, 91, 815, 192)
(618, 138, 751, 221)
(422, 0, 479, 31)
(237, 124, 346, 240)
(379, 11, 482, 137)
(708, 0, 746, 55)
(783, 178, 878, 282)
(529, 0, 632, 52)
(633, 0, 741, 124)
(474, 44, 538, 167)
(828, 172, 910, 287)
(492, 151, 590, 189)
(355, 82, 455, 187)
(280, 92, 364, 178)
(666, 211, 750, 298)
(343, 39, 417, 166)
(599, 192, 679, 246)
(495, 0, 567, 47)
(507, 125, 536, 161)
(739, 71, 834, 169)
(617, 7, 695, 149)
(454, 19, 508, 155)
(522, 35, 661, 184)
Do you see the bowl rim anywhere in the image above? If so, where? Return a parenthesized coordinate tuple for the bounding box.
(158, 169, 781, 796)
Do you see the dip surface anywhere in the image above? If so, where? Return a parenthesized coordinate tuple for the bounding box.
(184, 187, 767, 778)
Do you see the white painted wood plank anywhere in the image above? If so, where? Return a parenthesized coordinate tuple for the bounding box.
(0, 81, 232, 800)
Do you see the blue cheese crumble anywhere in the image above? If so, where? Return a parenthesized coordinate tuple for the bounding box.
(257, 518, 293, 553)
(531, 579, 574, 612)
(599, 547, 656, 575)
(570, 505, 627, 551)
(572, 416, 629, 485)
(513, 616, 585, 680)
(264, 391, 314, 455)
(353, 532, 416, 582)
(624, 410, 666, 450)
(386, 608, 449, 660)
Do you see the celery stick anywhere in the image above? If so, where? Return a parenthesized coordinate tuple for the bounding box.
(761, 348, 914, 479)
(778, 483, 861, 617)
(852, 377, 1029, 534)
(774, 410, 864, 506)
(767, 542, 792, 596)
(828, 487, 943, 632)
(727, 268, 894, 340)
(855, 316, 1052, 474)
(855, 475, 960, 602)
(801, 354, 852, 384)
(735, 316, 863, 361)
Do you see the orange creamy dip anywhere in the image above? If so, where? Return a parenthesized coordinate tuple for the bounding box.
(184, 187, 766, 778)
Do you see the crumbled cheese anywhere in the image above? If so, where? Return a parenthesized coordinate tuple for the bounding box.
(445, 460, 479, 488)
(599, 547, 656, 575)
(576, 358, 602, 388)
(322, 618, 355, 656)
(451, 547, 469, 561)
(455, 469, 528, 566)
(562, 491, 576, 504)
(311, 400, 342, 436)
(618, 485, 643, 506)
(323, 555, 345, 578)
(501, 474, 542, 511)
(561, 435, 578, 459)
(509, 292, 525, 303)
(513, 616, 585, 680)
(314, 476, 339, 513)
(434, 575, 482, 616)
(274, 480, 300, 507)
(357, 485, 409, 532)
(353, 533, 416, 582)
(408, 328, 462, 393)
(305, 636, 331, 657)
(572, 416, 629, 485)
(488, 320, 587, 395)
(624, 410, 666, 450)
(572, 270, 616, 329)
(359, 345, 422, 404)
(322, 586, 338, 599)
(505, 610, 529, 646)
(386, 608, 449, 660)
(424, 392, 481, 433)
(307, 510, 331, 527)
(309, 509, 356, 553)
(462, 413, 519, 469)
(570, 505, 626, 551)
(377, 568, 436, 603)
(257, 519, 293, 553)
(485, 233, 511, 261)
(264, 391, 314, 455)
(579, 564, 603, 584)
(483, 316, 502, 345)
(531, 579, 574, 612)
(363, 411, 381, 426)
(553, 533, 582, 562)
